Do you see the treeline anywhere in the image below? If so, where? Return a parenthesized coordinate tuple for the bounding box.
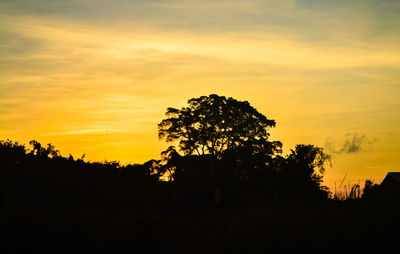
(1, 138, 333, 210)
(0, 95, 386, 211)
(0, 139, 165, 210)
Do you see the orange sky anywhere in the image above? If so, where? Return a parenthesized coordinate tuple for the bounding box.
(1, 0, 399, 192)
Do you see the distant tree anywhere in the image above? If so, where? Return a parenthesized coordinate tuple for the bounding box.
(29, 140, 43, 156)
(46, 143, 60, 158)
(0, 139, 27, 184)
(0, 139, 26, 162)
(362, 179, 380, 199)
(159, 146, 181, 181)
(28, 140, 59, 158)
(158, 94, 281, 157)
(279, 144, 331, 201)
(286, 144, 330, 186)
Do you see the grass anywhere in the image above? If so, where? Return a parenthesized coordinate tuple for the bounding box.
(332, 175, 362, 200)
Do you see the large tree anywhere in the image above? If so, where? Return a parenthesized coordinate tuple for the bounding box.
(158, 94, 281, 157)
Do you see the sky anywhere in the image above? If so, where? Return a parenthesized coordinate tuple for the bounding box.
(1, 0, 399, 191)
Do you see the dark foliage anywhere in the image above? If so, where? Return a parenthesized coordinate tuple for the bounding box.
(157, 95, 330, 206)
(0, 139, 166, 211)
(158, 94, 281, 157)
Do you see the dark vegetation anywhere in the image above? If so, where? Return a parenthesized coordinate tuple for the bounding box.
(0, 94, 398, 253)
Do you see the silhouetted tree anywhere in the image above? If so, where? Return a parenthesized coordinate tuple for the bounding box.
(28, 140, 59, 158)
(362, 179, 380, 200)
(158, 94, 281, 157)
(157, 95, 286, 206)
(287, 145, 330, 185)
(159, 146, 181, 181)
(279, 144, 331, 202)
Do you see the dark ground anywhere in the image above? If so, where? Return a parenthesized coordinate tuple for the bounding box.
(1, 200, 399, 253)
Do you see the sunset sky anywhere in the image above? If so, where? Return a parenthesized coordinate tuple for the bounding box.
(1, 0, 399, 191)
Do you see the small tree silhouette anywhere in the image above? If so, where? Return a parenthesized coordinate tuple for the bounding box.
(279, 144, 331, 202)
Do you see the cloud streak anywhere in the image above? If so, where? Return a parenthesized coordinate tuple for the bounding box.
(325, 133, 377, 154)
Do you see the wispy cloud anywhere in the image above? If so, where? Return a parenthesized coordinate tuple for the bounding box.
(325, 133, 377, 154)
(40, 129, 121, 136)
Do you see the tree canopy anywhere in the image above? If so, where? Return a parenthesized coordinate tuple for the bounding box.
(286, 144, 331, 186)
(158, 94, 281, 157)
